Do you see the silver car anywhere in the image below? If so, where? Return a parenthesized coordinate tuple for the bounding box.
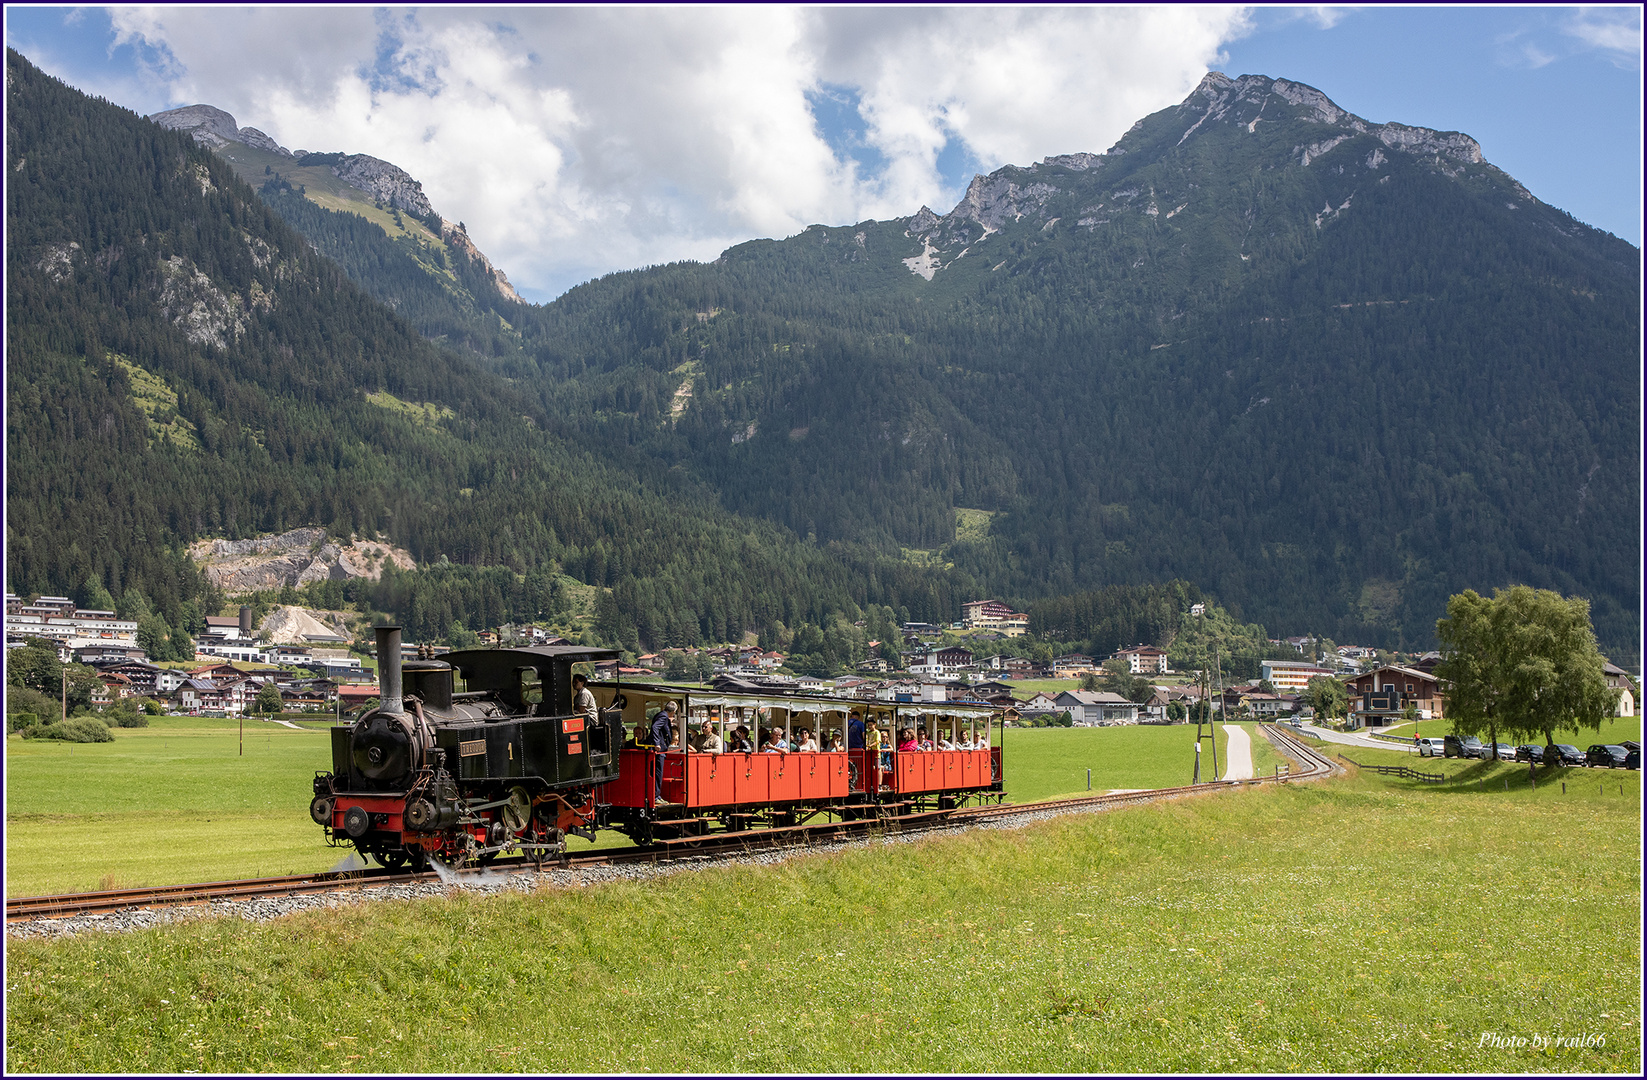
(1495, 743, 1517, 761)
(1418, 737, 1445, 757)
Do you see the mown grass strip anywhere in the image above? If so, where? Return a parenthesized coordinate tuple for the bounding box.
(5, 767, 1637, 1073)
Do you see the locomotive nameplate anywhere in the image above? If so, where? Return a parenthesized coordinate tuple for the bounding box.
(459, 739, 487, 758)
(562, 718, 584, 734)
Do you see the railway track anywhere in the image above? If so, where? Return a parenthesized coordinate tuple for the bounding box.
(7, 723, 1337, 925)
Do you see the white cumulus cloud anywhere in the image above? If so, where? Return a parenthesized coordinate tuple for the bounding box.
(96, 7, 1247, 300)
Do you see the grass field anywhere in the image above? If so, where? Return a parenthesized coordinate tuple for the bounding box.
(5, 720, 1236, 896)
(5, 752, 1638, 1073)
(5, 717, 345, 896)
(1001, 724, 1230, 797)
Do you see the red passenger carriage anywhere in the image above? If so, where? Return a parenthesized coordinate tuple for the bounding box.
(593, 682, 1005, 844)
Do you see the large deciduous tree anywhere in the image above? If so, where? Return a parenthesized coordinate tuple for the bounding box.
(255, 682, 285, 717)
(1304, 675, 1347, 721)
(1434, 586, 1612, 759)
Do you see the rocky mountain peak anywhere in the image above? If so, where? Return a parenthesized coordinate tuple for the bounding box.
(150, 103, 292, 158)
(1173, 72, 1482, 166)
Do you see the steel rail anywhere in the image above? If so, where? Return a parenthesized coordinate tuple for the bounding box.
(7, 723, 1338, 923)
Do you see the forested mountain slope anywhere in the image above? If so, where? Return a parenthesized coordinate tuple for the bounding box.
(3, 49, 972, 651)
(12, 54, 1636, 658)
(508, 73, 1640, 653)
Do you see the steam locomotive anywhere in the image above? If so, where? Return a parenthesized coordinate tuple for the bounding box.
(314, 627, 1006, 867)
(311, 627, 624, 868)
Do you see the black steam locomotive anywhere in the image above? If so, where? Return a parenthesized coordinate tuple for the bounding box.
(311, 627, 623, 868)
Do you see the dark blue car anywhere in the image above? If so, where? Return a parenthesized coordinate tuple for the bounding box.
(1585, 744, 1629, 768)
(1547, 744, 1586, 766)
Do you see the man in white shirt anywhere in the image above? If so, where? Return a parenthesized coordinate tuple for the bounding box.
(572, 673, 597, 724)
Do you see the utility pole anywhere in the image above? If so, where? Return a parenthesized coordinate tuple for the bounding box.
(61, 667, 67, 722)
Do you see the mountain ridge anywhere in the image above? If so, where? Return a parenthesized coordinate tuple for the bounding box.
(150, 103, 524, 304)
(12, 53, 1633, 657)
(510, 71, 1638, 654)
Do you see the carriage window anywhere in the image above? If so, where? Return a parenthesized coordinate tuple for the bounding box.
(517, 667, 543, 707)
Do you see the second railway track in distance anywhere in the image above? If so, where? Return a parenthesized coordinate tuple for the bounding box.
(6, 724, 1337, 926)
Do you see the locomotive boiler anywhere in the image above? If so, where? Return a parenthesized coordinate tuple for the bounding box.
(311, 626, 623, 868)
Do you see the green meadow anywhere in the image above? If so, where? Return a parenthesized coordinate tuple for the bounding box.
(999, 723, 1230, 795)
(5, 717, 346, 896)
(6, 721, 1232, 896)
(5, 750, 1638, 1073)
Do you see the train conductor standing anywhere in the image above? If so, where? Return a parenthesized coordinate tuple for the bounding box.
(652, 701, 679, 804)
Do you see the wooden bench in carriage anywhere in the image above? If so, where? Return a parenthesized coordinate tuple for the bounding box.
(589, 680, 1005, 844)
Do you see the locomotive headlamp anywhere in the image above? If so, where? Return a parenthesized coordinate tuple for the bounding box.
(343, 804, 371, 838)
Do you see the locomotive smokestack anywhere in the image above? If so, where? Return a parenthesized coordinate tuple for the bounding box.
(239, 605, 253, 637)
(375, 625, 403, 714)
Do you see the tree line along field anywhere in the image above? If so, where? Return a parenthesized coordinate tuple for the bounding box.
(5, 722, 1229, 897)
(4, 746, 1637, 1073)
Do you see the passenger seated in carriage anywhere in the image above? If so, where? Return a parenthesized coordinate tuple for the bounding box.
(693, 720, 723, 754)
(824, 729, 843, 752)
(916, 727, 933, 751)
(937, 732, 956, 750)
(729, 725, 753, 752)
(623, 723, 647, 749)
(896, 729, 920, 753)
(795, 727, 819, 752)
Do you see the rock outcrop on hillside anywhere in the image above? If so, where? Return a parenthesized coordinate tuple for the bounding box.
(188, 527, 416, 592)
(440, 219, 525, 303)
(258, 605, 354, 645)
(323, 153, 436, 218)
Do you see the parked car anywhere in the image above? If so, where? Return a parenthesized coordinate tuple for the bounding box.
(1585, 744, 1629, 769)
(1625, 742, 1641, 771)
(1443, 735, 1486, 759)
(1514, 744, 1545, 764)
(1494, 743, 1516, 761)
(1417, 737, 1446, 758)
(1547, 744, 1586, 766)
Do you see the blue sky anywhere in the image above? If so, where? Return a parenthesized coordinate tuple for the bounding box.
(6, 6, 1640, 300)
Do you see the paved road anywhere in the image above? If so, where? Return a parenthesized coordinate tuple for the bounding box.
(1291, 721, 1426, 754)
(1222, 722, 1254, 780)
